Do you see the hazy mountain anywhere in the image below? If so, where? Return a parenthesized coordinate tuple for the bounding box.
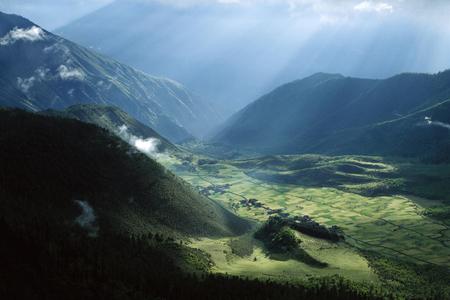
(57, 1, 450, 117)
(42, 104, 177, 152)
(213, 70, 450, 159)
(0, 11, 220, 142)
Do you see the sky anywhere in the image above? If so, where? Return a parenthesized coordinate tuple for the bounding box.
(1, 0, 450, 29)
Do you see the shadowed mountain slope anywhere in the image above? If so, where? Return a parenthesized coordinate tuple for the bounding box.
(214, 71, 450, 160)
(41, 104, 177, 152)
(0, 108, 250, 237)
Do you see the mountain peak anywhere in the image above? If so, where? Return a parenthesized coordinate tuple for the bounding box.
(0, 11, 37, 35)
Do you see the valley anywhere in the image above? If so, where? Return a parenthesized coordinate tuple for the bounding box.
(1, 5, 450, 299)
(160, 151, 450, 295)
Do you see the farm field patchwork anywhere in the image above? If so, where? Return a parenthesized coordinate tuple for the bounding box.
(161, 153, 450, 282)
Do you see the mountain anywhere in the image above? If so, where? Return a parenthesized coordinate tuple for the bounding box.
(56, 1, 450, 117)
(0, 11, 220, 142)
(0, 108, 250, 237)
(1, 109, 375, 300)
(213, 71, 450, 159)
(42, 104, 177, 152)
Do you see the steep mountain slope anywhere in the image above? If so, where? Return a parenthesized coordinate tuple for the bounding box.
(214, 71, 450, 157)
(0, 11, 219, 142)
(310, 99, 450, 162)
(0, 108, 250, 237)
(42, 104, 177, 152)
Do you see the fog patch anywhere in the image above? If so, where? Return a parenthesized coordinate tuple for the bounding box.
(74, 200, 98, 238)
(57, 65, 86, 81)
(16, 67, 51, 94)
(0, 26, 45, 46)
(17, 76, 36, 93)
(423, 116, 450, 130)
(117, 125, 166, 159)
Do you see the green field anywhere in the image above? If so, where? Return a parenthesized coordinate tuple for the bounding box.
(160, 153, 450, 296)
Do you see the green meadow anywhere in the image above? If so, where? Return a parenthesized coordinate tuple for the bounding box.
(161, 153, 450, 296)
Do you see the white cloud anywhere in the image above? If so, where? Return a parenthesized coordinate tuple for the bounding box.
(117, 125, 163, 158)
(57, 65, 86, 81)
(17, 76, 36, 93)
(354, 1, 394, 13)
(424, 116, 450, 130)
(35, 67, 50, 79)
(0, 26, 45, 46)
(16, 67, 51, 94)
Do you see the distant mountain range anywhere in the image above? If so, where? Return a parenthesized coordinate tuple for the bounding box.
(57, 0, 447, 117)
(213, 71, 450, 161)
(0, 11, 220, 142)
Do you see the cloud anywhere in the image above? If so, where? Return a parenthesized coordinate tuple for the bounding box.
(354, 1, 394, 13)
(16, 67, 50, 94)
(57, 65, 86, 81)
(424, 116, 450, 130)
(117, 125, 164, 158)
(74, 200, 98, 237)
(0, 26, 45, 46)
(16, 77, 36, 94)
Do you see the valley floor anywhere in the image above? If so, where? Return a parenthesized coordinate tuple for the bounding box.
(161, 153, 450, 286)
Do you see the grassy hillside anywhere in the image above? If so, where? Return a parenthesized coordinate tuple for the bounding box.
(0, 108, 249, 237)
(0, 11, 220, 141)
(214, 71, 450, 158)
(42, 104, 177, 152)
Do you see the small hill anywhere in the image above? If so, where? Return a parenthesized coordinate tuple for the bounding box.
(213, 71, 450, 158)
(0, 11, 220, 142)
(42, 104, 177, 152)
(0, 108, 250, 237)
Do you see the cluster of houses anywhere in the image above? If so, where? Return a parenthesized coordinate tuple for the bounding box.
(198, 184, 231, 196)
(237, 198, 291, 217)
(289, 215, 344, 241)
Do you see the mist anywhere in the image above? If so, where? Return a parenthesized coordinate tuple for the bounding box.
(74, 200, 98, 237)
(424, 116, 450, 131)
(117, 125, 166, 158)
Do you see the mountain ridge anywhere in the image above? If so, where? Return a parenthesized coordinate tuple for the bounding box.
(0, 11, 220, 142)
(213, 69, 450, 158)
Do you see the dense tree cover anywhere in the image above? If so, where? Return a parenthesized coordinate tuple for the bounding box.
(255, 217, 327, 267)
(364, 252, 450, 299)
(0, 218, 391, 300)
(0, 108, 249, 237)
